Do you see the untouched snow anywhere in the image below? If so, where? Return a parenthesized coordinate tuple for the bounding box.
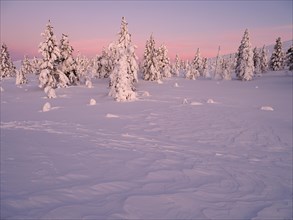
(1, 71, 292, 219)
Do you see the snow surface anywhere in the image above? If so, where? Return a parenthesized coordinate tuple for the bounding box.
(1, 71, 292, 219)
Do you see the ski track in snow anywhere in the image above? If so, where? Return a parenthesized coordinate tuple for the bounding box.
(1, 73, 292, 219)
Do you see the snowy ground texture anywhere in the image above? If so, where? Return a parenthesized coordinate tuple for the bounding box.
(1, 71, 292, 219)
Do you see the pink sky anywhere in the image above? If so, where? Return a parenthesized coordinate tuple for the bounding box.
(1, 1, 292, 61)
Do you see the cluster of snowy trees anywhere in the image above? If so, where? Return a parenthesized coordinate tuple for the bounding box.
(141, 34, 172, 82)
(1, 20, 293, 101)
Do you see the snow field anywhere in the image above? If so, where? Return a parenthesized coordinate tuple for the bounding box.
(1, 71, 292, 219)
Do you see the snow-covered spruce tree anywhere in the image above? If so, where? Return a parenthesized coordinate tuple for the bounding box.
(285, 45, 293, 70)
(15, 69, 28, 85)
(92, 49, 113, 78)
(109, 50, 136, 101)
(38, 20, 69, 89)
(21, 55, 34, 75)
(0, 43, 16, 78)
(201, 57, 208, 78)
(192, 48, 203, 76)
(76, 52, 91, 84)
(253, 47, 261, 74)
(117, 16, 138, 86)
(142, 34, 161, 81)
(260, 45, 268, 73)
(171, 54, 180, 76)
(220, 58, 232, 80)
(59, 33, 78, 85)
(157, 44, 171, 78)
(108, 17, 138, 101)
(185, 60, 199, 80)
(235, 29, 254, 81)
(269, 37, 285, 71)
(32, 57, 41, 75)
(16, 55, 32, 85)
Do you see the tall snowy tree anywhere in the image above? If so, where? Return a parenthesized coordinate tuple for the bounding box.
(76, 52, 90, 84)
(260, 45, 268, 73)
(220, 58, 232, 80)
(142, 34, 161, 81)
(185, 60, 199, 80)
(269, 37, 285, 71)
(171, 54, 180, 76)
(32, 57, 41, 75)
(21, 55, 34, 75)
(192, 48, 203, 75)
(0, 43, 16, 78)
(109, 52, 136, 101)
(157, 44, 171, 78)
(38, 20, 69, 89)
(59, 33, 78, 85)
(235, 29, 254, 81)
(285, 45, 293, 70)
(92, 48, 113, 79)
(108, 17, 138, 101)
(253, 47, 261, 74)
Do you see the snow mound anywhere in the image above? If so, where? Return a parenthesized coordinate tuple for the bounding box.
(106, 114, 119, 118)
(142, 91, 150, 97)
(157, 79, 163, 84)
(190, 101, 203, 106)
(44, 86, 57, 99)
(0, 86, 4, 92)
(42, 102, 51, 112)
(207, 98, 216, 104)
(89, 98, 96, 106)
(174, 82, 179, 87)
(86, 80, 93, 88)
(261, 106, 274, 111)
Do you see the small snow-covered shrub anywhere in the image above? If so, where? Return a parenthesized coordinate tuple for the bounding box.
(89, 98, 96, 106)
(42, 102, 51, 112)
(44, 86, 57, 99)
(142, 91, 150, 97)
(207, 99, 216, 104)
(85, 79, 93, 88)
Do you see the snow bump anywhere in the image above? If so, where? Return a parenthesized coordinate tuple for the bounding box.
(260, 106, 274, 111)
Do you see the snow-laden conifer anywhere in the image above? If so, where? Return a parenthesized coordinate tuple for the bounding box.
(260, 45, 268, 73)
(185, 60, 199, 80)
(192, 48, 203, 76)
(93, 49, 113, 78)
(76, 52, 90, 84)
(171, 54, 180, 76)
(21, 55, 34, 75)
(108, 17, 138, 101)
(157, 44, 171, 78)
(220, 58, 232, 80)
(59, 34, 78, 85)
(235, 29, 254, 81)
(15, 69, 27, 85)
(32, 57, 41, 75)
(253, 47, 261, 74)
(285, 45, 293, 70)
(109, 51, 136, 101)
(0, 43, 16, 78)
(38, 20, 69, 89)
(116, 17, 138, 86)
(16, 55, 32, 85)
(269, 37, 285, 71)
(142, 34, 161, 81)
(201, 57, 208, 78)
